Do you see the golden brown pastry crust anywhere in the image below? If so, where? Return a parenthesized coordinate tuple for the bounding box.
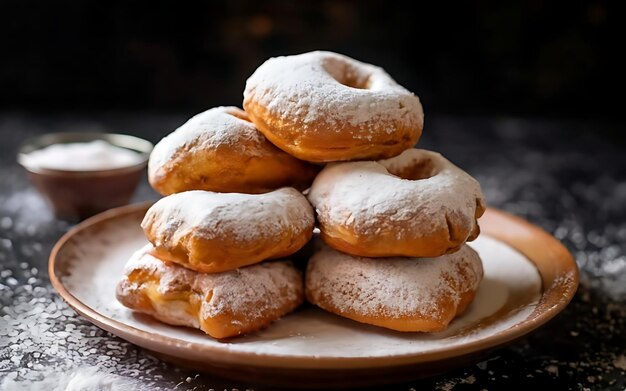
(305, 243, 483, 332)
(116, 245, 304, 339)
(308, 149, 486, 258)
(141, 188, 315, 273)
(243, 51, 424, 163)
(148, 106, 319, 195)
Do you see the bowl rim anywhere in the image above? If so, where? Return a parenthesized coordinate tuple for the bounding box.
(17, 132, 153, 176)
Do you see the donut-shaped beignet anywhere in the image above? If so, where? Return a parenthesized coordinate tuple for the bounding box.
(148, 106, 319, 195)
(305, 243, 483, 332)
(308, 148, 486, 258)
(116, 245, 304, 339)
(243, 51, 424, 163)
(142, 188, 315, 273)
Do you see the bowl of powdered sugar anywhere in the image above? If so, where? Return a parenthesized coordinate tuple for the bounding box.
(18, 132, 153, 220)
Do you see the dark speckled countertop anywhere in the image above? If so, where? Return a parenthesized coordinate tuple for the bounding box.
(0, 113, 624, 390)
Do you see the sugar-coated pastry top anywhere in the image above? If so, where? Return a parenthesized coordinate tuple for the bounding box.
(307, 148, 485, 257)
(306, 243, 483, 319)
(244, 51, 424, 162)
(144, 188, 313, 243)
(147, 106, 319, 195)
(244, 51, 422, 135)
(149, 107, 265, 177)
(141, 187, 315, 273)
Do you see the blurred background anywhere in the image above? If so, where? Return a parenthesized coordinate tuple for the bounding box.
(2, 2, 626, 390)
(1, 0, 622, 133)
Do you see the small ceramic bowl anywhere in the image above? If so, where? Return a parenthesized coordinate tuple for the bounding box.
(17, 132, 153, 221)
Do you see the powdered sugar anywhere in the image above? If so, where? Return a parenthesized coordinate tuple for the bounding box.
(57, 208, 542, 358)
(0, 207, 171, 391)
(243, 51, 423, 138)
(308, 148, 485, 239)
(20, 140, 143, 171)
(142, 188, 313, 244)
(148, 107, 267, 179)
(117, 244, 303, 333)
(1, 366, 140, 391)
(306, 244, 483, 318)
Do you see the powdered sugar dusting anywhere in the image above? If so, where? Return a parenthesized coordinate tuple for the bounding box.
(117, 244, 303, 333)
(20, 140, 143, 171)
(306, 244, 483, 318)
(142, 188, 314, 244)
(148, 106, 267, 179)
(243, 51, 423, 138)
(1, 210, 171, 391)
(1, 366, 141, 391)
(58, 208, 542, 358)
(308, 148, 485, 239)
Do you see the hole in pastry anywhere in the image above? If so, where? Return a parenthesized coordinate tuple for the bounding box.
(387, 158, 436, 181)
(323, 57, 371, 90)
(204, 289, 214, 303)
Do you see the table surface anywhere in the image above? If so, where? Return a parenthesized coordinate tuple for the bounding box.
(0, 113, 624, 390)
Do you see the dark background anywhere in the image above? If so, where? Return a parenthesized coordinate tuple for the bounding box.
(2, 2, 626, 390)
(1, 0, 623, 124)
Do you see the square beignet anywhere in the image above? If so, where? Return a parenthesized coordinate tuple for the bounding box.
(116, 244, 304, 339)
(305, 243, 483, 332)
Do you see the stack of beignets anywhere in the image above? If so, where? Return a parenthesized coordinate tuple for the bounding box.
(116, 107, 315, 339)
(117, 50, 486, 338)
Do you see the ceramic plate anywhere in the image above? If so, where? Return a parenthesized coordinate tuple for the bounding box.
(49, 203, 578, 388)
